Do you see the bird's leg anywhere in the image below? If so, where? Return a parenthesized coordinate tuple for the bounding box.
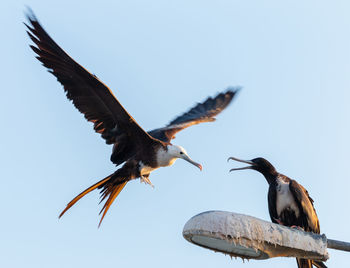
(140, 175, 154, 188)
(290, 225, 304, 231)
(274, 218, 284, 225)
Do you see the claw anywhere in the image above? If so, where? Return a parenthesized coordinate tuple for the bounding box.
(290, 225, 304, 231)
(140, 176, 154, 188)
(274, 218, 284, 225)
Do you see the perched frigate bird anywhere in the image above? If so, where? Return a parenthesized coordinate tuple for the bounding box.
(25, 11, 238, 226)
(228, 157, 326, 268)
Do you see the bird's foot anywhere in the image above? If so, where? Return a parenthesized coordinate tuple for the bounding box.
(140, 176, 154, 188)
(274, 218, 284, 225)
(290, 225, 304, 231)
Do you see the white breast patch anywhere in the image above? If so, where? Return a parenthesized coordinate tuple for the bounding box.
(276, 177, 300, 217)
(139, 161, 157, 176)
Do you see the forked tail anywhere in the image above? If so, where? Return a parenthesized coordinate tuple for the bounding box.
(297, 258, 312, 268)
(296, 258, 327, 268)
(312, 260, 327, 268)
(59, 172, 128, 227)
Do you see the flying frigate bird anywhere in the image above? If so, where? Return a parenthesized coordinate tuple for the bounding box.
(228, 157, 326, 268)
(25, 11, 239, 226)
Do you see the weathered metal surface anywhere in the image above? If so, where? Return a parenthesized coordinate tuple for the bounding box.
(327, 239, 350, 252)
(183, 211, 329, 261)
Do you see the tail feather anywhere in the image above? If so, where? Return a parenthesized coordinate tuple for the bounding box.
(98, 184, 114, 204)
(313, 260, 327, 268)
(59, 172, 129, 226)
(59, 160, 138, 226)
(98, 182, 127, 227)
(297, 258, 327, 268)
(297, 258, 312, 268)
(59, 174, 112, 218)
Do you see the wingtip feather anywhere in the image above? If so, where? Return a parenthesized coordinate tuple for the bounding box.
(24, 6, 37, 23)
(225, 86, 243, 94)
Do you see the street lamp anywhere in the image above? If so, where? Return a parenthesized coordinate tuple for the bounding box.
(183, 211, 349, 262)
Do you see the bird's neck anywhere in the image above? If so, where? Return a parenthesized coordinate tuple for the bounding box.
(156, 147, 177, 167)
(260, 170, 279, 185)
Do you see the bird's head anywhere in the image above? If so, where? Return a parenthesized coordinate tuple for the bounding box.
(168, 145, 202, 171)
(228, 156, 277, 183)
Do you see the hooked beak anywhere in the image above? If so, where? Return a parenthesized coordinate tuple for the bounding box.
(182, 154, 202, 171)
(227, 157, 256, 172)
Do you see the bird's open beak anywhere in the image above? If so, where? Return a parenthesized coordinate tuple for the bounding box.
(227, 157, 255, 172)
(182, 154, 202, 171)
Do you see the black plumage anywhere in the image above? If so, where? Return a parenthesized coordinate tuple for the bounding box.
(25, 10, 238, 226)
(228, 157, 326, 268)
(112, 91, 236, 165)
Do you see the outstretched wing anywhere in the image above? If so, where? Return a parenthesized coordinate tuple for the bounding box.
(25, 10, 156, 147)
(148, 89, 239, 142)
(289, 180, 320, 233)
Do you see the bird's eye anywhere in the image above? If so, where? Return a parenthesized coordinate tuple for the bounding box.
(180, 152, 184, 155)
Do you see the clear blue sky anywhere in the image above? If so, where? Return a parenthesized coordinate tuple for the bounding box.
(1, 0, 349, 267)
